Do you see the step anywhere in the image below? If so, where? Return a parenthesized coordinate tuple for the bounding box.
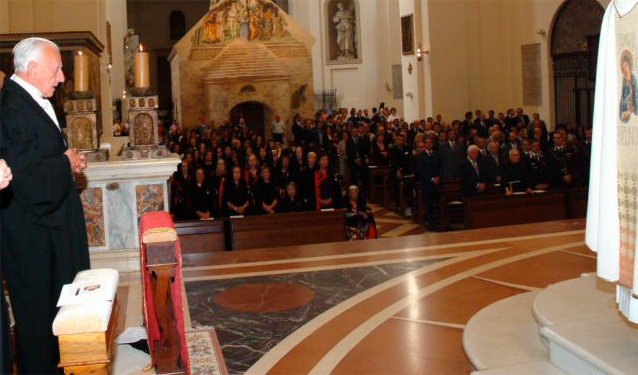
(463, 291, 548, 371)
(532, 273, 616, 328)
(534, 275, 638, 375)
(470, 360, 567, 375)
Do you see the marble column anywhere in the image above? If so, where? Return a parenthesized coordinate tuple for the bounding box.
(78, 154, 180, 272)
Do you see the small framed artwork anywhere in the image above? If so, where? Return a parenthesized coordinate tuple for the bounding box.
(401, 14, 415, 56)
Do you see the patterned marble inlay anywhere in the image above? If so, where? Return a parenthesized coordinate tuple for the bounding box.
(136, 184, 165, 219)
(80, 187, 105, 247)
(186, 259, 446, 374)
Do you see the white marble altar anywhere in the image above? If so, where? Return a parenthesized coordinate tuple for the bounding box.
(78, 154, 180, 272)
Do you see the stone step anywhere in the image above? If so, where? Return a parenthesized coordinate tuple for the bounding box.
(534, 275, 638, 375)
(463, 291, 548, 371)
(471, 360, 567, 375)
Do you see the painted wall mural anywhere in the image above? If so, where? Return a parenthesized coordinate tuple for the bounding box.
(193, 0, 295, 45)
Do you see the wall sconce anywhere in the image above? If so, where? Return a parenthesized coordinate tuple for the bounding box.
(416, 44, 429, 61)
(406, 92, 414, 99)
(536, 29, 547, 37)
(408, 63, 413, 75)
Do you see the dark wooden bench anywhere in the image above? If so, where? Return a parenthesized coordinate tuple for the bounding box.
(565, 187, 588, 218)
(174, 220, 226, 254)
(367, 165, 390, 204)
(463, 190, 569, 229)
(229, 209, 347, 250)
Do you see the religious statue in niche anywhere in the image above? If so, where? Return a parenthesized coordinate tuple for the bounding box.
(194, 0, 293, 45)
(333, 2, 356, 60)
(619, 49, 638, 123)
(133, 113, 154, 146)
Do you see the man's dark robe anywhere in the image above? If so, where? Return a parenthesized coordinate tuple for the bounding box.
(0, 78, 90, 374)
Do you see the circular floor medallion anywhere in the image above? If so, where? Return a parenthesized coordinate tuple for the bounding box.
(214, 282, 315, 313)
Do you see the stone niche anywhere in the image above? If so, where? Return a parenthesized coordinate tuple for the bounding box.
(170, 0, 315, 140)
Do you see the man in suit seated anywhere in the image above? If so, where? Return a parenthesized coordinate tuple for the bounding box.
(461, 145, 487, 197)
(415, 138, 442, 231)
(502, 149, 531, 195)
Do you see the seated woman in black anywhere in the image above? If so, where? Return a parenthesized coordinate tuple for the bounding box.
(313, 154, 338, 211)
(223, 166, 251, 216)
(345, 185, 377, 239)
(275, 154, 295, 196)
(210, 159, 227, 214)
(502, 149, 531, 195)
(279, 182, 306, 213)
(254, 166, 279, 214)
(191, 167, 215, 220)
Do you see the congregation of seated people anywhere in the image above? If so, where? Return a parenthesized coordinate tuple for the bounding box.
(167, 105, 592, 232)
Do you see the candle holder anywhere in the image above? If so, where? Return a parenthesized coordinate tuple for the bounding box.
(130, 87, 155, 97)
(122, 93, 169, 160)
(63, 95, 109, 162)
(68, 90, 94, 100)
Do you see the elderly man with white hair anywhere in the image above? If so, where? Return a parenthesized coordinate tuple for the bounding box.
(0, 37, 90, 374)
(460, 144, 487, 197)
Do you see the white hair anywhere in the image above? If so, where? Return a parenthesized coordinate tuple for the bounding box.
(467, 145, 479, 154)
(13, 37, 59, 73)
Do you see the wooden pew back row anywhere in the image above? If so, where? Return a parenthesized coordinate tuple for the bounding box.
(174, 209, 347, 253)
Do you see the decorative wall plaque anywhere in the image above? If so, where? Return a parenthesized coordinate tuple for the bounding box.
(522, 43, 543, 106)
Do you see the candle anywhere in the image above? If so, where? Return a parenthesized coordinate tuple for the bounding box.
(134, 44, 150, 89)
(74, 51, 89, 92)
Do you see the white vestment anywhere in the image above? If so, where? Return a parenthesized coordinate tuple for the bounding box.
(586, 0, 638, 323)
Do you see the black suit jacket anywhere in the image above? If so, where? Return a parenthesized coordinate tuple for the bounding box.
(415, 151, 442, 195)
(460, 158, 482, 197)
(1, 78, 90, 373)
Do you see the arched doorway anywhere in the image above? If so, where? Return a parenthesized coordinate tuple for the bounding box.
(551, 0, 605, 128)
(229, 101, 273, 137)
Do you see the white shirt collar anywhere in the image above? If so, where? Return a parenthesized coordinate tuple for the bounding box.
(10, 74, 46, 103)
(616, 0, 638, 17)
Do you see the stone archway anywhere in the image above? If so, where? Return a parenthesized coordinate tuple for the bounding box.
(550, 0, 605, 128)
(230, 101, 274, 138)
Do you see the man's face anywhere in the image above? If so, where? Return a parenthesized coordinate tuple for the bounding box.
(287, 185, 296, 198)
(469, 149, 479, 161)
(509, 131, 517, 141)
(531, 142, 540, 153)
(196, 169, 205, 183)
(553, 134, 564, 146)
(416, 142, 426, 154)
(509, 150, 521, 164)
(424, 139, 433, 151)
(181, 161, 189, 174)
(586, 130, 592, 141)
(448, 131, 457, 141)
(490, 142, 499, 154)
(29, 45, 65, 98)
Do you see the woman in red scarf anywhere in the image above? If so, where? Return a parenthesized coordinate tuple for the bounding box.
(314, 154, 336, 211)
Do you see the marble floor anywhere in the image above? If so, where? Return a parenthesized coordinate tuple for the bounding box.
(117, 219, 596, 375)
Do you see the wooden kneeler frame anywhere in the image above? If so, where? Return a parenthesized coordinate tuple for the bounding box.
(57, 297, 119, 375)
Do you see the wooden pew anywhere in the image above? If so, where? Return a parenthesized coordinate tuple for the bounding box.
(229, 210, 347, 250)
(463, 190, 568, 229)
(566, 187, 588, 219)
(174, 220, 226, 254)
(367, 165, 390, 204)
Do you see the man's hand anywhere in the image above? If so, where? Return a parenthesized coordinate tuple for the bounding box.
(478, 183, 487, 192)
(64, 149, 88, 174)
(0, 159, 13, 190)
(432, 177, 440, 185)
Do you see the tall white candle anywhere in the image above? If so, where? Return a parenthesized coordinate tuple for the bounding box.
(134, 44, 150, 89)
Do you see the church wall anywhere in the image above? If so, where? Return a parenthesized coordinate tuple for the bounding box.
(288, 0, 402, 113)
(427, 0, 610, 126)
(127, 0, 209, 94)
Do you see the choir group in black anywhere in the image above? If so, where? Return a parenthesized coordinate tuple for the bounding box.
(167, 105, 591, 234)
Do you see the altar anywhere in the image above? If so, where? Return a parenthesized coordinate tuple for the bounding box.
(78, 155, 179, 272)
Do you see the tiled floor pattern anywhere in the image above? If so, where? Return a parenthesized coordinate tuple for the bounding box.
(172, 219, 595, 375)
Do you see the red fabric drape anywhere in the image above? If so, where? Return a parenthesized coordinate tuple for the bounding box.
(314, 171, 328, 211)
(139, 211, 191, 374)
